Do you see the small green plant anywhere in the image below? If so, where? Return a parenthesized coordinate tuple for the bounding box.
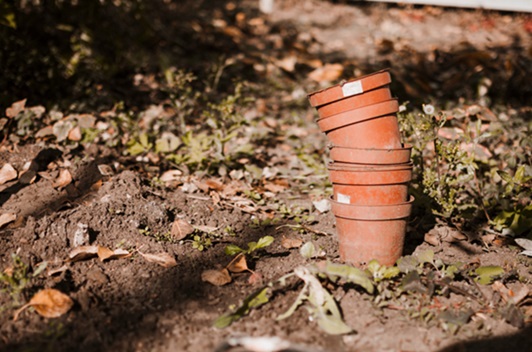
(192, 234, 213, 251)
(0, 254, 47, 306)
(224, 235, 274, 257)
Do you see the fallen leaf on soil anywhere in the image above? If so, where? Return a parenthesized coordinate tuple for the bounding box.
(6, 99, 26, 118)
(13, 288, 73, 321)
(97, 246, 131, 261)
(159, 169, 183, 183)
(52, 169, 72, 189)
(201, 268, 232, 286)
(67, 245, 99, 262)
(281, 236, 303, 249)
(313, 199, 330, 213)
(263, 180, 287, 193)
(308, 63, 343, 83)
(515, 238, 532, 257)
(138, 251, 177, 268)
(171, 219, 194, 241)
(97, 164, 114, 176)
(492, 281, 530, 305)
(0, 163, 17, 185)
(205, 178, 224, 191)
(0, 213, 17, 228)
(226, 253, 249, 273)
(193, 225, 219, 233)
(275, 55, 298, 72)
(68, 126, 82, 141)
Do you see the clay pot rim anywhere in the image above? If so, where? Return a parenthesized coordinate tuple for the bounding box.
(328, 143, 413, 152)
(308, 69, 391, 107)
(331, 196, 414, 220)
(316, 86, 392, 119)
(328, 161, 413, 172)
(317, 99, 399, 133)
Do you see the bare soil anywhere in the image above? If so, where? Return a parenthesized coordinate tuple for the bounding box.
(1, 1, 531, 352)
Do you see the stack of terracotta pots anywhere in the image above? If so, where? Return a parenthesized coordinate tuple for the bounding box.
(308, 69, 414, 267)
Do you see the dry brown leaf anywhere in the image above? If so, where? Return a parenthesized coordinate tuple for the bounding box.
(0, 163, 17, 185)
(67, 245, 99, 262)
(138, 251, 177, 268)
(226, 253, 249, 273)
(263, 181, 287, 193)
(308, 63, 343, 83)
(201, 268, 232, 286)
(6, 99, 26, 118)
(275, 56, 298, 72)
(205, 178, 224, 191)
(159, 169, 183, 183)
(97, 246, 131, 261)
(97, 164, 114, 176)
(68, 126, 82, 141)
(281, 236, 303, 249)
(52, 169, 72, 189)
(171, 219, 194, 241)
(0, 213, 17, 228)
(35, 126, 54, 138)
(14, 288, 73, 321)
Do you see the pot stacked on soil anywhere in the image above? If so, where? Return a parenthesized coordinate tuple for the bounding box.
(308, 69, 414, 267)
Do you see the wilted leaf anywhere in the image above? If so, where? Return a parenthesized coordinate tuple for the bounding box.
(0, 163, 17, 185)
(314, 262, 374, 294)
(171, 219, 194, 241)
(416, 249, 435, 265)
(315, 309, 353, 335)
(52, 169, 72, 189)
(67, 245, 99, 262)
(97, 246, 131, 261)
(226, 253, 249, 273)
(401, 271, 428, 294)
(202, 268, 232, 286)
(397, 255, 419, 273)
(281, 236, 303, 249)
(300, 242, 316, 259)
(14, 288, 73, 320)
(138, 251, 177, 268)
(0, 213, 17, 228)
(6, 99, 26, 118)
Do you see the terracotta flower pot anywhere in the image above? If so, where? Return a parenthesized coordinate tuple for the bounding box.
(331, 196, 414, 267)
(316, 86, 392, 119)
(328, 162, 412, 205)
(308, 69, 392, 107)
(317, 99, 401, 149)
(328, 144, 412, 164)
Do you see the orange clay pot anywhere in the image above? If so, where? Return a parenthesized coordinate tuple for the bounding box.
(330, 196, 414, 267)
(316, 86, 392, 119)
(328, 144, 412, 164)
(328, 162, 412, 205)
(317, 99, 401, 149)
(308, 69, 392, 107)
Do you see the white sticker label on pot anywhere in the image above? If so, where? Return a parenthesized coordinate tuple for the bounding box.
(337, 193, 351, 204)
(341, 80, 363, 97)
